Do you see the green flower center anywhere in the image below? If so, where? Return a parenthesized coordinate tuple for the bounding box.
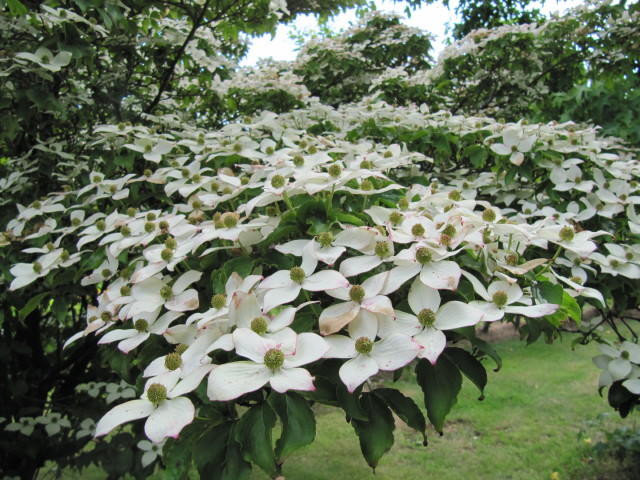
(398, 198, 409, 211)
(355, 337, 373, 355)
(626, 252, 634, 261)
(375, 241, 391, 259)
(416, 247, 432, 265)
(417, 308, 436, 327)
(271, 175, 285, 189)
(266, 206, 278, 217)
(164, 237, 177, 249)
(360, 180, 373, 191)
(349, 285, 365, 302)
(328, 164, 342, 178)
(144, 221, 156, 233)
(289, 266, 306, 283)
(100, 311, 112, 322)
(144, 169, 153, 177)
(211, 294, 226, 309)
(569, 276, 583, 285)
(146, 213, 157, 221)
(134, 319, 149, 332)
(482, 209, 497, 222)
(175, 343, 189, 355)
(440, 234, 452, 246)
(161, 248, 174, 261)
(251, 317, 268, 335)
(101, 268, 111, 278)
(411, 224, 425, 237)
(121, 225, 131, 236)
(164, 352, 183, 371)
(265, 146, 275, 155)
(383, 150, 393, 158)
(621, 350, 630, 360)
(146, 383, 167, 406)
(293, 155, 305, 167)
(308, 145, 317, 154)
(233, 143, 243, 153)
(492, 291, 508, 307)
(360, 160, 373, 169)
(506, 254, 518, 266)
(120, 285, 131, 296)
(610, 259, 620, 268)
(389, 211, 403, 224)
(442, 224, 456, 237)
(96, 220, 107, 231)
(71, 217, 81, 227)
(264, 348, 285, 370)
(160, 285, 173, 300)
(223, 215, 238, 228)
(448, 190, 461, 201)
(318, 231, 334, 247)
(559, 226, 575, 242)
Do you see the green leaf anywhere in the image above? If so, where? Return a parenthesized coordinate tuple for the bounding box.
(471, 337, 502, 371)
(306, 216, 330, 235)
(333, 211, 365, 226)
(162, 423, 202, 480)
(337, 383, 368, 421)
(534, 281, 563, 305)
(235, 403, 277, 475)
(195, 422, 251, 480)
(373, 388, 427, 445)
(444, 347, 488, 399)
(465, 144, 487, 168)
(269, 391, 316, 461)
(6, 0, 28, 16)
(415, 357, 462, 434)
(18, 292, 50, 321)
(561, 291, 582, 324)
(351, 392, 395, 471)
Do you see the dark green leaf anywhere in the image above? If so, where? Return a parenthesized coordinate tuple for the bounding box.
(269, 391, 316, 461)
(373, 388, 427, 445)
(444, 347, 488, 399)
(415, 357, 462, 434)
(235, 403, 277, 475)
(18, 292, 50, 321)
(351, 392, 395, 471)
(195, 422, 251, 480)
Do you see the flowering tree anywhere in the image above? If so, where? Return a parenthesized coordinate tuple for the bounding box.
(2, 0, 640, 478)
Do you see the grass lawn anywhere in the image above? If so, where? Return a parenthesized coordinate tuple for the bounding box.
(40, 327, 638, 480)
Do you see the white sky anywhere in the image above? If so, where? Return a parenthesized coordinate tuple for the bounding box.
(242, 0, 584, 66)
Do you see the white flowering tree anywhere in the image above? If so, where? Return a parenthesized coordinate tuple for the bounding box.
(2, 0, 640, 478)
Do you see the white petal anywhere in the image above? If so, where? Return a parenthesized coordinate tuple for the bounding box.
(380, 264, 421, 295)
(207, 362, 272, 401)
(172, 270, 203, 295)
(262, 283, 301, 313)
(469, 301, 504, 322)
(324, 335, 357, 358)
(505, 303, 559, 318)
(259, 270, 294, 290)
(435, 301, 484, 330)
(95, 399, 154, 438)
(285, 333, 329, 367)
(608, 358, 632, 380)
(170, 365, 215, 397)
(408, 279, 440, 314)
(415, 327, 446, 364)
(303, 270, 349, 291)
(488, 281, 522, 304)
(165, 289, 199, 312)
(145, 397, 194, 442)
(270, 367, 315, 393)
(362, 271, 389, 297)
(371, 334, 421, 370)
(233, 328, 276, 362)
(339, 255, 383, 277)
(361, 295, 395, 318)
(622, 378, 640, 394)
(319, 301, 360, 335)
(269, 307, 296, 331)
(118, 332, 150, 353)
(419, 261, 461, 290)
(339, 355, 379, 393)
(348, 310, 379, 340)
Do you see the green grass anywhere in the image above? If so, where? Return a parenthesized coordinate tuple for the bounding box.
(40, 332, 638, 480)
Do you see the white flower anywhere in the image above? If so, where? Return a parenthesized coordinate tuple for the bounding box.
(138, 439, 166, 467)
(207, 329, 328, 401)
(490, 128, 536, 166)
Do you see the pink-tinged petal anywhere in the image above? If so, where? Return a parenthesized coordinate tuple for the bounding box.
(99, 329, 137, 345)
(233, 328, 276, 363)
(519, 135, 536, 152)
(263, 283, 301, 313)
(488, 281, 522, 304)
(362, 271, 389, 297)
(380, 264, 421, 295)
(326, 286, 351, 301)
(95, 399, 154, 438)
(324, 335, 357, 358)
(206, 333, 235, 353)
(505, 303, 559, 318)
(319, 301, 360, 335)
(170, 365, 216, 397)
(143, 370, 181, 394)
(230, 291, 262, 329)
(275, 240, 307, 256)
(361, 295, 395, 318)
(173, 271, 203, 295)
(419, 261, 461, 291)
(339, 355, 379, 393)
(339, 255, 383, 278)
(284, 333, 329, 367)
(348, 310, 379, 341)
(370, 334, 421, 370)
(145, 397, 195, 442)
(408, 279, 440, 314)
(118, 332, 150, 353)
(301, 241, 319, 276)
(469, 301, 504, 322)
(166, 289, 199, 312)
(414, 328, 446, 364)
(461, 271, 490, 301)
(143, 356, 168, 378)
(259, 270, 294, 290)
(435, 301, 484, 330)
(315, 245, 346, 265)
(270, 367, 315, 393)
(264, 328, 298, 354)
(269, 307, 296, 331)
(510, 151, 524, 166)
(127, 299, 164, 318)
(9, 272, 38, 291)
(378, 311, 421, 338)
(149, 311, 183, 334)
(130, 263, 165, 284)
(207, 362, 272, 401)
(303, 270, 349, 291)
(132, 278, 165, 296)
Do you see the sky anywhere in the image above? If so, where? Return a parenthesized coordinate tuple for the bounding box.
(242, 0, 585, 66)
